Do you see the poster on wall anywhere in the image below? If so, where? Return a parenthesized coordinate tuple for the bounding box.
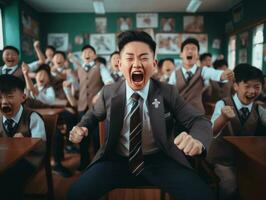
(183, 16, 204, 33)
(182, 34, 208, 54)
(160, 17, 175, 32)
(74, 34, 84, 45)
(239, 48, 247, 63)
(21, 11, 39, 39)
(90, 33, 116, 55)
(117, 17, 132, 31)
(22, 34, 34, 56)
(239, 32, 249, 48)
(95, 17, 107, 33)
(136, 13, 158, 28)
(156, 33, 182, 54)
(212, 39, 221, 49)
(47, 33, 69, 51)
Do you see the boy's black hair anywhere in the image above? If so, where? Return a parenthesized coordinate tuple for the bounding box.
(0, 75, 25, 93)
(3, 46, 19, 55)
(95, 56, 107, 66)
(45, 45, 56, 53)
(82, 44, 96, 54)
(54, 51, 66, 59)
(213, 59, 228, 69)
(118, 30, 156, 55)
(36, 64, 51, 77)
(157, 58, 175, 69)
(234, 63, 264, 85)
(181, 37, 200, 52)
(200, 53, 212, 62)
(110, 51, 119, 59)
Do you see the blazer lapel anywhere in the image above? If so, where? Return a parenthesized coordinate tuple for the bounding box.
(105, 82, 126, 153)
(147, 80, 169, 152)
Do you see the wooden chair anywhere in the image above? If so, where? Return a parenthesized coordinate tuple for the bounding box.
(99, 121, 169, 200)
(24, 114, 58, 200)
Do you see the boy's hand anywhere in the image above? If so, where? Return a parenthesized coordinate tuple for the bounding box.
(21, 62, 29, 75)
(69, 126, 88, 144)
(63, 80, 71, 88)
(221, 69, 234, 81)
(221, 106, 235, 120)
(174, 132, 203, 156)
(33, 40, 40, 49)
(13, 133, 24, 138)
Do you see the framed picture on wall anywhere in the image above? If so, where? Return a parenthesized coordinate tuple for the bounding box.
(90, 33, 116, 55)
(160, 17, 175, 32)
(156, 33, 182, 54)
(239, 32, 249, 48)
(182, 34, 208, 54)
(95, 17, 107, 33)
(21, 11, 39, 39)
(117, 17, 132, 31)
(136, 13, 158, 28)
(239, 48, 247, 63)
(47, 33, 69, 51)
(183, 16, 204, 33)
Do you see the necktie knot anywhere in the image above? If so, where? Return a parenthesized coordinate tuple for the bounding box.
(240, 107, 249, 123)
(131, 93, 141, 102)
(4, 118, 15, 135)
(186, 71, 193, 82)
(5, 68, 12, 74)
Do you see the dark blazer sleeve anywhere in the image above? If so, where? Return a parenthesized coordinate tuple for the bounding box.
(78, 88, 107, 130)
(170, 85, 212, 151)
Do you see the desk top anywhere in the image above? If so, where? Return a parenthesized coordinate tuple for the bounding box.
(224, 136, 266, 168)
(0, 138, 42, 173)
(33, 108, 64, 116)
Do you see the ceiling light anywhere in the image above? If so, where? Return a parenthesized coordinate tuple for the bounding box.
(186, 0, 202, 13)
(93, 0, 105, 14)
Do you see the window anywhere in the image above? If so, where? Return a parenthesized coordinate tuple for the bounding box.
(0, 8, 3, 50)
(228, 35, 236, 69)
(252, 24, 264, 69)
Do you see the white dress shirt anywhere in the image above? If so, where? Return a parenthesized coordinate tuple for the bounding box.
(3, 105, 46, 140)
(116, 80, 159, 156)
(168, 65, 224, 86)
(31, 85, 56, 105)
(1, 64, 18, 74)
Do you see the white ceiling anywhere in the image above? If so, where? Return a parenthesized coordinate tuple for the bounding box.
(24, 0, 241, 13)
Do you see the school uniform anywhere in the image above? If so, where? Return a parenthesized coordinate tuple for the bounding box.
(0, 105, 46, 199)
(208, 94, 266, 200)
(30, 85, 56, 105)
(67, 78, 214, 200)
(168, 65, 224, 114)
(0, 64, 24, 81)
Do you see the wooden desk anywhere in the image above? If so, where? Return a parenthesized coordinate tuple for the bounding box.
(0, 138, 42, 174)
(33, 108, 64, 116)
(224, 136, 266, 200)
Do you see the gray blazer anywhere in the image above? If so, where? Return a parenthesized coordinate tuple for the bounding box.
(79, 79, 212, 169)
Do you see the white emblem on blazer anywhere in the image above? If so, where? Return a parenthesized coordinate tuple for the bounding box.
(152, 99, 160, 108)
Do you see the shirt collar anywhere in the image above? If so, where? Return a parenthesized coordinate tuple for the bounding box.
(126, 80, 150, 103)
(233, 94, 253, 112)
(2, 64, 18, 72)
(181, 64, 198, 76)
(3, 105, 23, 124)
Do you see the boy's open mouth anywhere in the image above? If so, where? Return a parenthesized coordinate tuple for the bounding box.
(131, 71, 144, 82)
(187, 56, 193, 60)
(2, 106, 12, 114)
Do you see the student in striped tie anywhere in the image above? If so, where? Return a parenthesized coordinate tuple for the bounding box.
(68, 30, 214, 200)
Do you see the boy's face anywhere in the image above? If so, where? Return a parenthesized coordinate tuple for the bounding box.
(234, 80, 262, 105)
(45, 48, 54, 59)
(111, 53, 120, 71)
(53, 54, 65, 67)
(2, 49, 19, 67)
(36, 70, 50, 87)
(161, 60, 175, 76)
(0, 89, 26, 118)
(119, 41, 157, 91)
(180, 44, 199, 68)
(202, 56, 212, 67)
(82, 48, 96, 64)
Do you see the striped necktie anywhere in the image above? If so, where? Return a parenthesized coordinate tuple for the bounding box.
(4, 118, 15, 136)
(129, 93, 144, 176)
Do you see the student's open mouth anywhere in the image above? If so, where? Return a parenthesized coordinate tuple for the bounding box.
(85, 57, 90, 60)
(246, 96, 255, 100)
(131, 71, 144, 83)
(2, 106, 12, 114)
(186, 56, 193, 60)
